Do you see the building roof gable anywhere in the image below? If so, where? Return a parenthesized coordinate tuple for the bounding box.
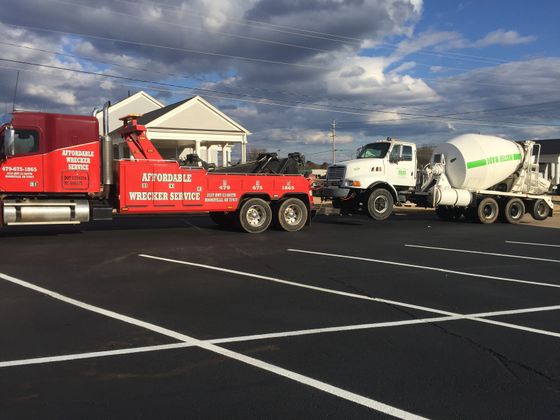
(96, 91, 164, 134)
(142, 96, 251, 134)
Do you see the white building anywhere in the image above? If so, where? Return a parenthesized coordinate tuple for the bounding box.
(95, 91, 249, 166)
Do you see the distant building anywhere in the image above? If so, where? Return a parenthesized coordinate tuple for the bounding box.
(534, 139, 560, 185)
(95, 91, 249, 166)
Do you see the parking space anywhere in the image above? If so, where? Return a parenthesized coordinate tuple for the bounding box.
(1, 212, 559, 418)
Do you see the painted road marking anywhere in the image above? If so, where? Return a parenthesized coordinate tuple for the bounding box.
(405, 244, 560, 264)
(505, 240, 560, 248)
(0, 272, 423, 420)
(0, 342, 194, 368)
(141, 254, 560, 339)
(286, 248, 560, 289)
(3, 304, 560, 369)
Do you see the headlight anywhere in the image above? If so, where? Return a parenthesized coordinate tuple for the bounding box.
(343, 180, 361, 187)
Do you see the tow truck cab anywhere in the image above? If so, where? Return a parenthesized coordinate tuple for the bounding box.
(0, 112, 101, 195)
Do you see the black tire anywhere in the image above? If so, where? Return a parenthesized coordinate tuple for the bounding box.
(435, 206, 462, 221)
(209, 212, 235, 228)
(477, 197, 499, 224)
(274, 198, 308, 232)
(530, 199, 551, 220)
(237, 198, 272, 233)
(366, 188, 394, 221)
(501, 198, 525, 224)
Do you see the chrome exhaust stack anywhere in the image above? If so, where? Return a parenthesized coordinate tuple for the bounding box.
(101, 101, 113, 198)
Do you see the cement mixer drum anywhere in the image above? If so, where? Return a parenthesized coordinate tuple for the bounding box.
(433, 134, 524, 190)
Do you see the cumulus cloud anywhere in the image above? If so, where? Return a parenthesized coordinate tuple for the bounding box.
(472, 29, 537, 48)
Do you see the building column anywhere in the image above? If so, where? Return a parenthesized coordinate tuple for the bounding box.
(222, 143, 229, 167)
(241, 135, 247, 164)
(194, 140, 201, 157)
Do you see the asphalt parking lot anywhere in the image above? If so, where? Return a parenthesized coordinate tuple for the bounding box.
(1, 211, 559, 419)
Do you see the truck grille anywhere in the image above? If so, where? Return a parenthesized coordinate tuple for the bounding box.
(327, 166, 346, 181)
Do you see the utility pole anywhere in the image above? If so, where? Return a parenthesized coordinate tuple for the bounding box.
(12, 71, 20, 112)
(331, 119, 336, 164)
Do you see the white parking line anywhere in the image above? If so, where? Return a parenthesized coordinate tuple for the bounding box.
(4, 303, 560, 369)
(141, 253, 560, 338)
(0, 272, 424, 419)
(0, 342, 194, 368)
(287, 249, 560, 289)
(405, 244, 560, 264)
(506, 240, 560, 248)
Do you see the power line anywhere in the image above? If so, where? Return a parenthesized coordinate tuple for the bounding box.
(105, 0, 512, 66)
(1, 37, 517, 107)
(3, 23, 326, 70)
(52, 0, 334, 55)
(2, 57, 560, 130)
(337, 99, 560, 125)
(25, 0, 520, 75)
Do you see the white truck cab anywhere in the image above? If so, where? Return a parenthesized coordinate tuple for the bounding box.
(318, 138, 417, 220)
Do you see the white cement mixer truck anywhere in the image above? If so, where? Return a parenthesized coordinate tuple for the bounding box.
(316, 134, 553, 224)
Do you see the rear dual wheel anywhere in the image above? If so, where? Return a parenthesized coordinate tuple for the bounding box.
(238, 198, 272, 233)
(477, 197, 527, 224)
(477, 197, 499, 224)
(274, 198, 308, 232)
(500, 198, 525, 224)
(530, 199, 551, 220)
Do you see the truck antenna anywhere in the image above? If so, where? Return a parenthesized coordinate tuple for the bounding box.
(12, 71, 20, 113)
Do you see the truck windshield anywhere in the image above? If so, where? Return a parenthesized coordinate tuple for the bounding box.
(357, 142, 390, 159)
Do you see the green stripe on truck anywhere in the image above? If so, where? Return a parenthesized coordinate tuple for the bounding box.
(466, 159, 487, 169)
(466, 153, 522, 169)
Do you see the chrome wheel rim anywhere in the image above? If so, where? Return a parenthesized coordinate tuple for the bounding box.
(283, 204, 302, 226)
(246, 205, 266, 227)
(510, 204, 522, 219)
(482, 204, 496, 219)
(373, 196, 389, 214)
(536, 202, 547, 217)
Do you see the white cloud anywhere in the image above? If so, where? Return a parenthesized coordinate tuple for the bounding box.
(26, 84, 77, 105)
(472, 30, 536, 48)
(325, 54, 439, 104)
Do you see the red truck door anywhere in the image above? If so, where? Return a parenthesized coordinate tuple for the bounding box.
(0, 127, 44, 193)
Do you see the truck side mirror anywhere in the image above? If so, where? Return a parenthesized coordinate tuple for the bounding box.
(4, 127, 15, 156)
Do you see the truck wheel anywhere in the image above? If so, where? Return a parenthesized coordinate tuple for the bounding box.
(275, 198, 308, 232)
(530, 199, 551, 220)
(237, 198, 272, 233)
(477, 197, 499, 224)
(209, 212, 234, 228)
(501, 198, 525, 224)
(366, 188, 393, 221)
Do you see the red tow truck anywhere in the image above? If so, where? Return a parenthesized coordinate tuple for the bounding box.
(0, 103, 313, 233)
